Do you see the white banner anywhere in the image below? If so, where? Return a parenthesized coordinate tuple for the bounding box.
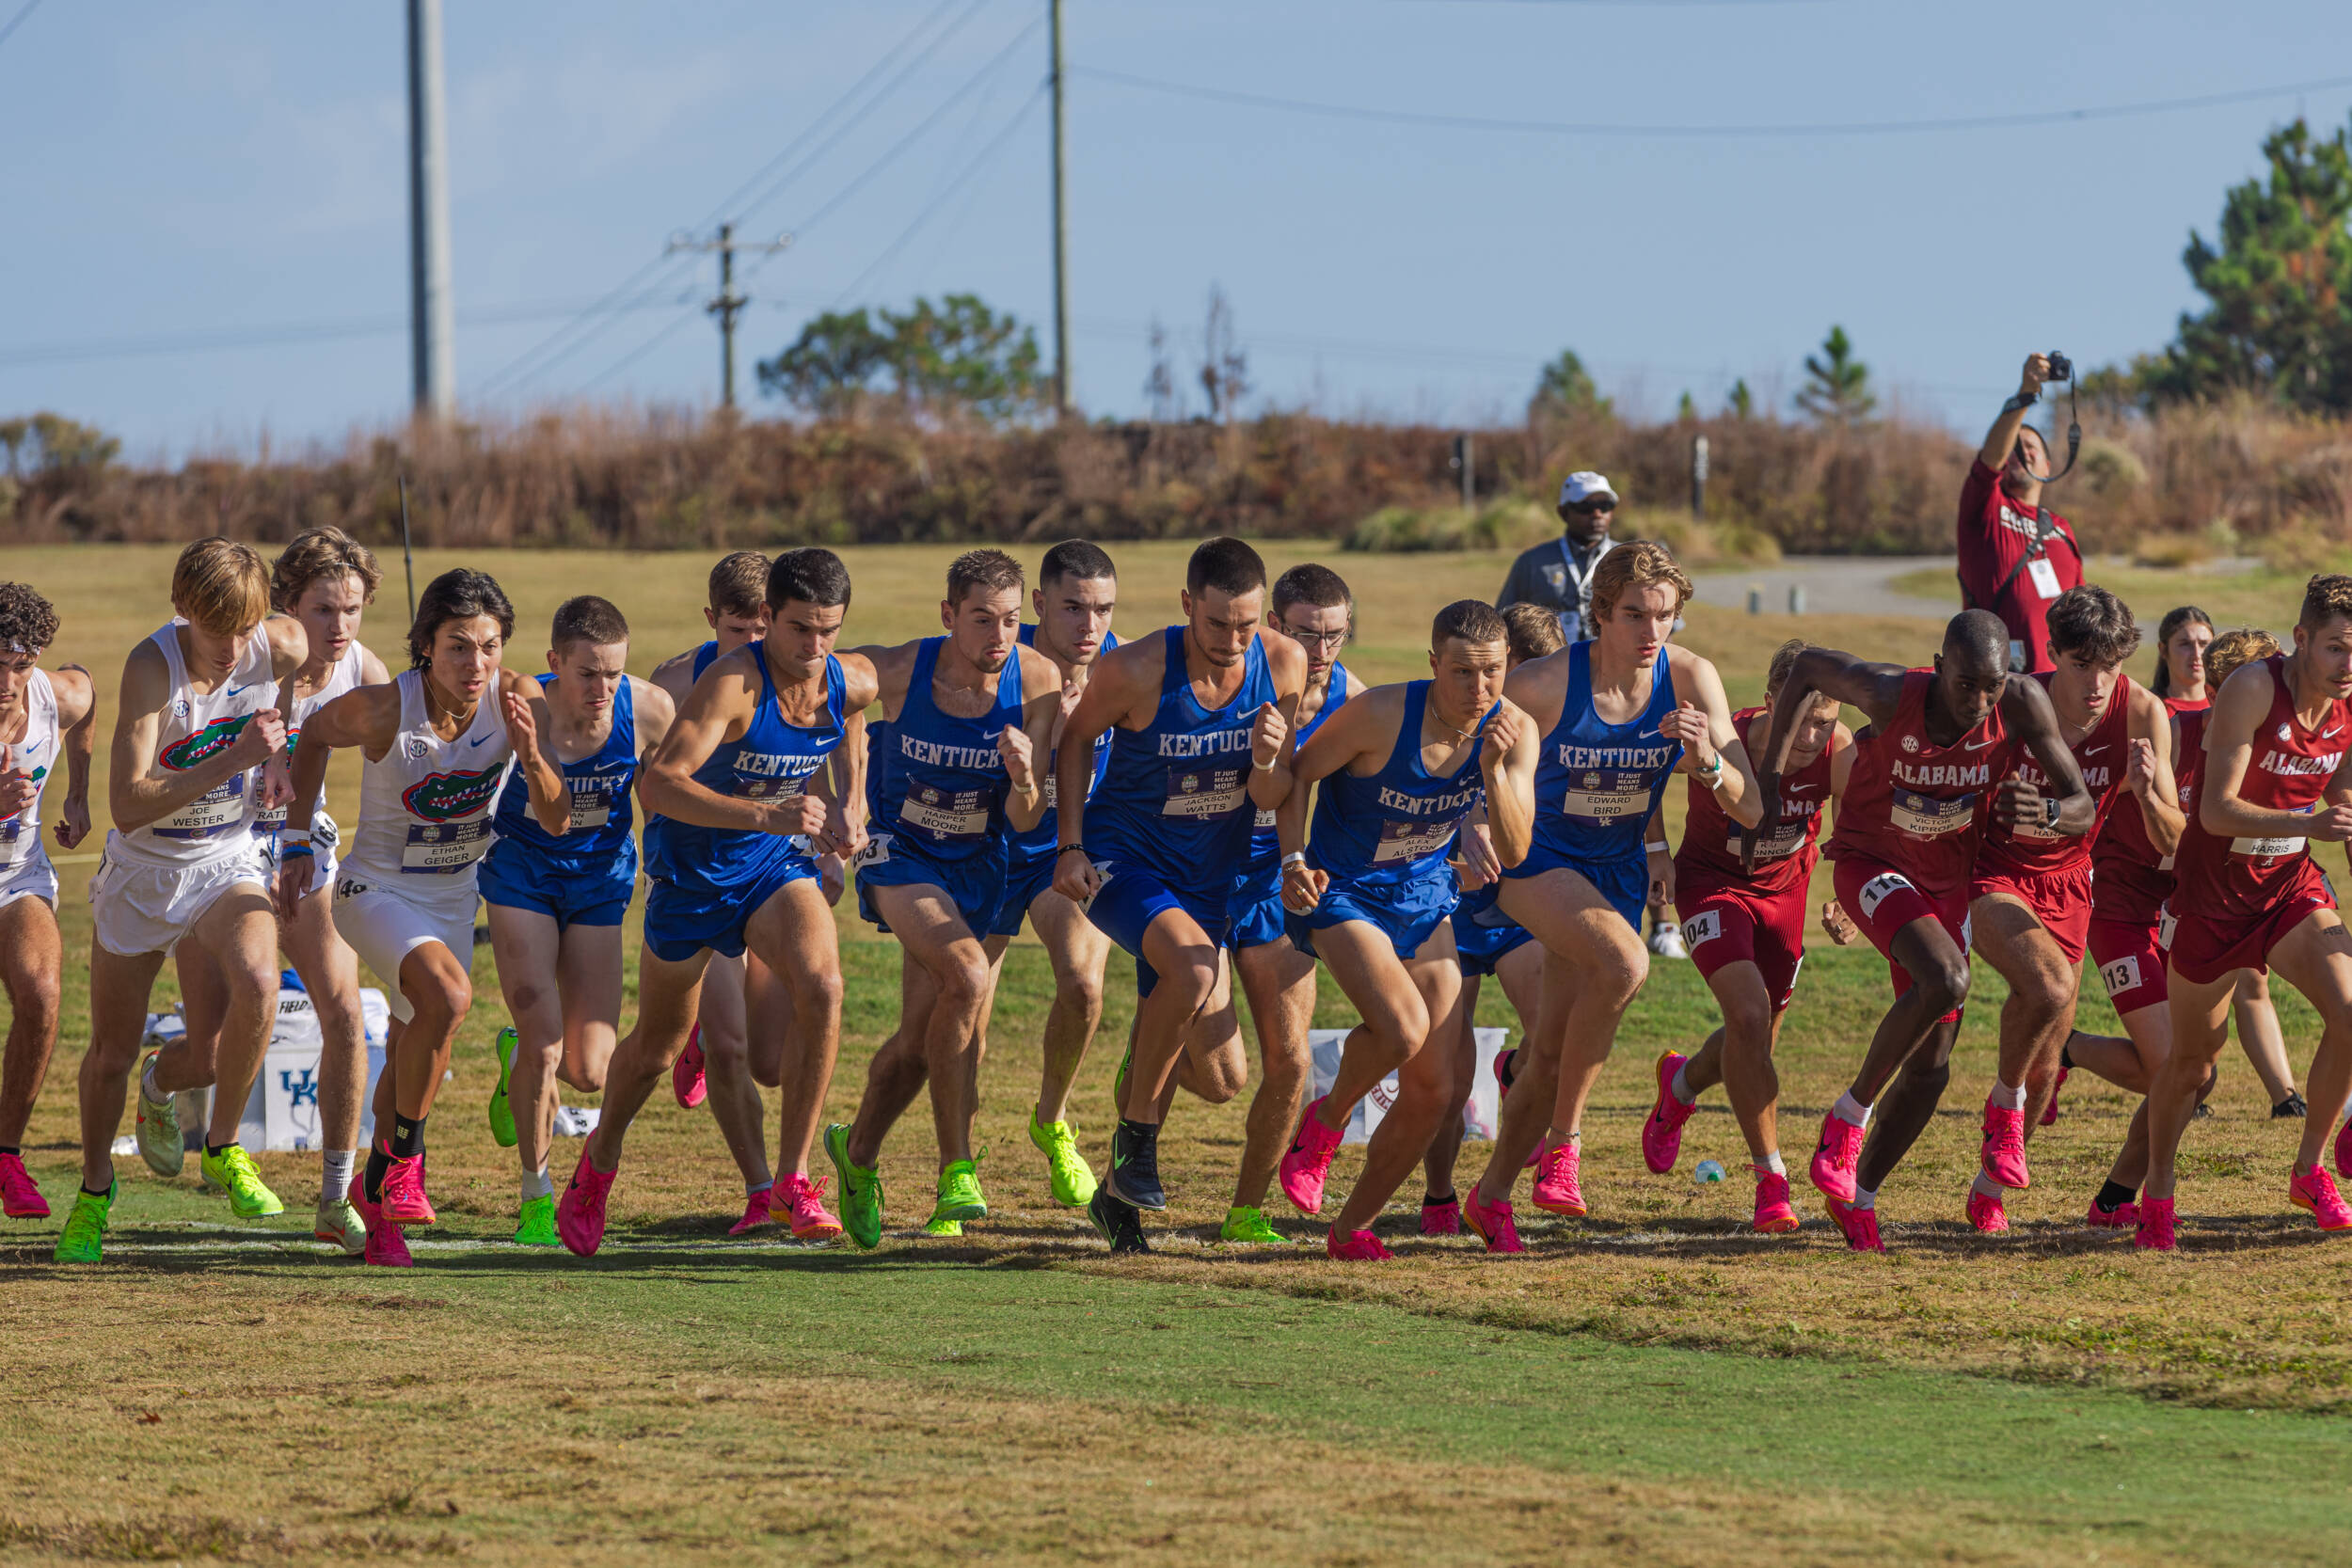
(1307, 1025, 1508, 1147)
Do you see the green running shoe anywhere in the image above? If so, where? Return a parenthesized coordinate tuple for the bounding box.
(1219, 1205, 1300, 1246)
(54, 1180, 114, 1263)
(1028, 1111, 1097, 1207)
(924, 1214, 964, 1237)
(133, 1053, 184, 1178)
(933, 1160, 987, 1225)
(514, 1192, 560, 1247)
(314, 1196, 368, 1257)
(825, 1123, 883, 1250)
(199, 1145, 285, 1218)
(487, 1026, 519, 1148)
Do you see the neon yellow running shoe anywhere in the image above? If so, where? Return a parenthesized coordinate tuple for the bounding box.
(486, 1026, 519, 1148)
(1028, 1111, 1098, 1207)
(924, 1214, 964, 1236)
(133, 1053, 184, 1178)
(199, 1145, 285, 1219)
(825, 1123, 883, 1251)
(1219, 1205, 1300, 1246)
(54, 1180, 114, 1263)
(514, 1192, 559, 1247)
(933, 1160, 987, 1226)
(314, 1196, 368, 1257)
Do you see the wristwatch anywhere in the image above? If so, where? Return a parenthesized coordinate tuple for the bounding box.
(2042, 797, 2061, 830)
(2003, 391, 2037, 415)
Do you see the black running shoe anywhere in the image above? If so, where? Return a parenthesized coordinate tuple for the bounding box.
(1088, 1188, 1151, 1255)
(1108, 1120, 1167, 1211)
(2192, 1101, 2214, 1120)
(2275, 1092, 2310, 1119)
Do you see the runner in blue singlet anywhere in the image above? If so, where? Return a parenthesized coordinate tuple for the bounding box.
(1457, 542, 1762, 1256)
(1049, 537, 1309, 1254)
(556, 549, 863, 1258)
(479, 596, 676, 1246)
(1271, 599, 1538, 1259)
(829, 550, 1063, 1246)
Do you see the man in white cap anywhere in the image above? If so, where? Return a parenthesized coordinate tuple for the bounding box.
(1498, 472, 1621, 644)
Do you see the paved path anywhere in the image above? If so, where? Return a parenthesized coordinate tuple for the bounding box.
(1687, 555, 1954, 620)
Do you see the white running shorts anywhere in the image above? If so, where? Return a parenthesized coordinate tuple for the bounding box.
(89, 846, 267, 958)
(333, 880, 478, 1023)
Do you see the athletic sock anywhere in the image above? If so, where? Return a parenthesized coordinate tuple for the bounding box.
(140, 1061, 164, 1102)
(1851, 1184, 1878, 1212)
(746, 1179, 774, 1199)
(1990, 1080, 2027, 1112)
(1970, 1171, 2005, 1200)
(1755, 1149, 1787, 1176)
(2093, 1180, 2137, 1213)
(0, 1144, 18, 1158)
(1669, 1061, 1696, 1105)
(2059, 1043, 2075, 1070)
(320, 1150, 355, 1206)
(363, 1144, 390, 1202)
(520, 1165, 554, 1203)
(1831, 1091, 1872, 1129)
(1422, 1190, 1457, 1207)
(81, 1180, 111, 1198)
(389, 1115, 426, 1160)
(1496, 1049, 1518, 1090)
(205, 1141, 231, 1158)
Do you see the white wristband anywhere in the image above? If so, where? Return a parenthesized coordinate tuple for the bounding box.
(1281, 851, 1307, 869)
(1253, 756, 1278, 773)
(1645, 841, 1669, 855)
(279, 827, 311, 845)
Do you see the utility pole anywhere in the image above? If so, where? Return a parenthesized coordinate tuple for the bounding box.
(668, 223, 792, 410)
(1050, 0, 1071, 420)
(406, 0, 455, 422)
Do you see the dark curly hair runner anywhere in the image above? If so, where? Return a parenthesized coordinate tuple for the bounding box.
(406, 568, 516, 671)
(0, 582, 61, 655)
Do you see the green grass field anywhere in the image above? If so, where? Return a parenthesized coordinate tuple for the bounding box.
(3, 544, 2349, 1565)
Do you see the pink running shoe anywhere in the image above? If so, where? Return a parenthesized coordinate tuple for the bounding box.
(375, 1148, 437, 1226)
(2335, 1114, 2352, 1180)
(727, 1186, 774, 1236)
(1327, 1226, 1394, 1260)
(777, 1172, 844, 1242)
(1278, 1096, 1344, 1217)
(1421, 1197, 1462, 1236)
(1965, 1188, 2010, 1235)
(2040, 1065, 2068, 1127)
(673, 1025, 708, 1110)
(2134, 1196, 2177, 1251)
(1462, 1188, 1523, 1254)
(1979, 1099, 2030, 1190)
(1824, 1196, 1883, 1252)
(1494, 1051, 1537, 1170)
(349, 1183, 412, 1268)
(2087, 1197, 2140, 1229)
(1752, 1169, 1798, 1234)
(556, 1148, 616, 1258)
(0, 1150, 48, 1219)
(1809, 1110, 1864, 1204)
(1641, 1051, 1695, 1175)
(1531, 1141, 1586, 1217)
(2289, 1164, 2352, 1231)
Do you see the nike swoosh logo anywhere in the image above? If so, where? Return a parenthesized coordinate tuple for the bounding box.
(591, 760, 628, 772)
(1964, 737, 1996, 752)
(227, 683, 264, 698)
(2082, 745, 2108, 756)
(468, 734, 494, 747)
(1785, 784, 1817, 795)
(2327, 729, 2345, 740)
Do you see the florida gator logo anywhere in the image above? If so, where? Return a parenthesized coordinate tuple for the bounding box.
(401, 766, 505, 822)
(161, 715, 252, 771)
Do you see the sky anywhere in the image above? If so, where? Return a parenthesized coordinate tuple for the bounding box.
(4, 0, 2351, 462)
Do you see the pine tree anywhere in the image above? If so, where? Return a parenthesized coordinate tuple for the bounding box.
(1528, 349, 1613, 420)
(1794, 326, 1874, 425)
(1725, 379, 1755, 420)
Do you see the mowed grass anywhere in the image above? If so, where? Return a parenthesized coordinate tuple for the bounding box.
(4, 544, 2351, 1563)
(1887, 559, 2315, 638)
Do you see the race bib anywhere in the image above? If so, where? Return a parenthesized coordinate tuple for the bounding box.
(1161, 765, 1247, 821)
(1734, 825, 1805, 862)
(2157, 905, 2177, 951)
(569, 798, 612, 831)
(2099, 954, 2143, 1000)
(2231, 834, 2307, 860)
(1254, 805, 1277, 831)
(1559, 769, 1648, 825)
(400, 818, 492, 872)
(153, 776, 247, 840)
(1372, 814, 1464, 864)
(1680, 909, 1722, 949)
(1889, 787, 1974, 840)
(2026, 557, 2063, 599)
(1856, 870, 1915, 921)
(899, 784, 991, 841)
(851, 832, 891, 871)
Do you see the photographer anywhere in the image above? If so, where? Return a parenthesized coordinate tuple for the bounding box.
(1958, 353, 2083, 674)
(1498, 471, 1620, 643)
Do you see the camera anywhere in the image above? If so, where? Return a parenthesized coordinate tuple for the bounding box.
(2045, 350, 2073, 382)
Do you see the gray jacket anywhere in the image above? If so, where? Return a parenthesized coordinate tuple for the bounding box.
(1498, 534, 1617, 641)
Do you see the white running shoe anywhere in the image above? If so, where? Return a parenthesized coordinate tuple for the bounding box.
(551, 1105, 601, 1138)
(1648, 920, 1690, 960)
(134, 1053, 186, 1177)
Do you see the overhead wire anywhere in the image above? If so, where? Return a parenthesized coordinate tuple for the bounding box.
(826, 83, 1049, 309)
(0, 0, 42, 53)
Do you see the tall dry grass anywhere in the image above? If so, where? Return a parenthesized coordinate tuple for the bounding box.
(8, 395, 2352, 557)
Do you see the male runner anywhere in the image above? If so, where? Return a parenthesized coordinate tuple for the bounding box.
(1962, 586, 2174, 1233)
(556, 548, 860, 1257)
(57, 539, 302, 1263)
(254, 528, 390, 1254)
(992, 541, 1120, 1208)
(826, 549, 1060, 1244)
(481, 596, 675, 1246)
(281, 568, 570, 1267)
(1754, 609, 2090, 1252)
(1274, 599, 1536, 1258)
(0, 584, 93, 1222)
(1458, 542, 1758, 1252)
(1053, 537, 1308, 1254)
(1214, 562, 1364, 1245)
(1421, 603, 1560, 1236)
(2139, 575, 2352, 1249)
(1644, 639, 1856, 1233)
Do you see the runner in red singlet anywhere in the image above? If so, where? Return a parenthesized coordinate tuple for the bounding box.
(1645, 640, 1858, 1234)
(1750, 610, 2091, 1251)
(2139, 575, 2352, 1249)
(1963, 587, 2175, 1234)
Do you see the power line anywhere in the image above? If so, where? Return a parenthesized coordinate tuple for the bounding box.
(578, 311, 705, 395)
(828, 87, 1049, 309)
(1077, 64, 2352, 139)
(0, 0, 42, 53)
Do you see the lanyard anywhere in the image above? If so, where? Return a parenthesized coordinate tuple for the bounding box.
(1557, 536, 1607, 610)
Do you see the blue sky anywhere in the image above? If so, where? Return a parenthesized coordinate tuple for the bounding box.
(4, 0, 2349, 460)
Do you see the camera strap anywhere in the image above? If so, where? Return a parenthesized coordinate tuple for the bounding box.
(2022, 367, 2082, 484)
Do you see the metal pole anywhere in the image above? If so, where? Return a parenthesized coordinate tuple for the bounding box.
(1050, 0, 1070, 419)
(1691, 433, 1709, 518)
(406, 0, 455, 421)
(717, 221, 739, 410)
(398, 475, 418, 622)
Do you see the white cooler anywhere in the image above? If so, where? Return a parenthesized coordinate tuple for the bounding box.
(159, 986, 391, 1152)
(1307, 1025, 1509, 1146)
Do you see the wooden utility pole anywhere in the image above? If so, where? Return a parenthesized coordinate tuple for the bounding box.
(668, 223, 793, 410)
(1050, 0, 1071, 419)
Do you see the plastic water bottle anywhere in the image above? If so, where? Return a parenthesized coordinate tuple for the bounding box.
(1693, 1159, 1726, 1185)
